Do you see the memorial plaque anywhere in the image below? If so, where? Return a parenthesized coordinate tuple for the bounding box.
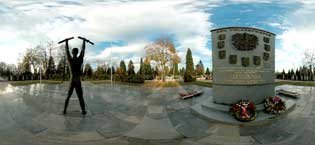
(218, 34, 226, 40)
(263, 37, 270, 43)
(218, 50, 226, 59)
(253, 56, 261, 66)
(241, 57, 250, 67)
(211, 27, 275, 104)
(264, 44, 270, 51)
(229, 55, 237, 64)
(263, 53, 269, 61)
(217, 41, 225, 49)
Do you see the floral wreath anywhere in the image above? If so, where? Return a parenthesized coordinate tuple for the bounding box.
(264, 96, 286, 114)
(230, 100, 257, 122)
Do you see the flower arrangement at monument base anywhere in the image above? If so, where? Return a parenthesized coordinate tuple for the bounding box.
(230, 100, 257, 122)
(264, 96, 286, 114)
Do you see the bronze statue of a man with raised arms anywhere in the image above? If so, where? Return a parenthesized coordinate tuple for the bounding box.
(58, 36, 94, 115)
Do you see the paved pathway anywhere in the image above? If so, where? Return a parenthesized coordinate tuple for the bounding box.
(0, 83, 314, 145)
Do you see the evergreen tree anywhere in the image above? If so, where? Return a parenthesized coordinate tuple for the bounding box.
(45, 56, 56, 80)
(139, 58, 145, 75)
(112, 66, 115, 75)
(128, 60, 135, 76)
(83, 63, 93, 80)
(282, 69, 285, 80)
(143, 58, 153, 80)
(120, 60, 127, 74)
(95, 65, 106, 80)
(290, 69, 294, 80)
(196, 60, 204, 76)
(186, 48, 194, 73)
(205, 67, 210, 75)
(107, 67, 111, 76)
(179, 67, 185, 77)
(295, 69, 298, 80)
(116, 60, 127, 81)
(56, 58, 65, 79)
(184, 48, 195, 82)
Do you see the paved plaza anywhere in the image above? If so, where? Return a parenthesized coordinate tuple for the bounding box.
(0, 82, 314, 145)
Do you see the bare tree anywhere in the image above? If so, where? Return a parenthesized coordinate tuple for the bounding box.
(303, 49, 315, 81)
(145, 36, 180, 82)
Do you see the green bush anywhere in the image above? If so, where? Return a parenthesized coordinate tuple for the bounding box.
(118, 74, 128, 82)
(144, 74, 154, 80)
(184, 72, 195, 82)
(128, 74, 145, 83)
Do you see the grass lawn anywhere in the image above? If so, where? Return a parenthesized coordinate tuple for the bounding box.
(89, 80, 213, 88)
(275, 80, 315, 87)
(9, 80, 64, 86)
(89, 80, 143, 87)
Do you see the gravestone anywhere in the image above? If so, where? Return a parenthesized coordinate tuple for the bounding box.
(211, 27, 275, 104)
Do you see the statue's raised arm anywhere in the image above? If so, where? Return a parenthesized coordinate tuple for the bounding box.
(58, 37, 74, 61)
(79, 40, 86, 59)
(78, 36, 94, 59)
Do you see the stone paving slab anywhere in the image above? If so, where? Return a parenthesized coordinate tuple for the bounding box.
(125, 115, 182, 140)
(96, 113, 136, 139)
(0, 83, 314, 145)
(168, 108, 211, 138)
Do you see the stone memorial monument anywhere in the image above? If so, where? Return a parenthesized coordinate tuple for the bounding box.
(211, 27, 275, 104)
(192, 27, 297, 124)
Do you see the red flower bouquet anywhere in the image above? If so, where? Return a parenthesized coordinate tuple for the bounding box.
(230, 100, 257, 122)
(264, 96, 286, 114)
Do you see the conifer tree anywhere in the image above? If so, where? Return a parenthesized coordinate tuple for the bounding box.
(128, 60, 135, 76)
(184, 48, 195, 82)
(45, 56, 56, 79)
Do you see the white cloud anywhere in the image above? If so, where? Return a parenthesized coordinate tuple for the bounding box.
(275, 1, 315, 71)
(0, 0, 214, 69)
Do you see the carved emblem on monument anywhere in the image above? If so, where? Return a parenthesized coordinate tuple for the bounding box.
(263, 37, 270, 43)
(253, 56, 261, 66)
(263, 53, 269, 61)
(229, 55, 237, 64)
(264, 44, 270, 51)
(241, 57, 250, 67)
(217, 41, 225, 49)
(219, 34, 226, 40)
(219, 50, 226, 59)
(232, 33, 258, 51)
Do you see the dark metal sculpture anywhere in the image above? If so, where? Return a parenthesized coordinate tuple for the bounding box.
(241, 57, 250, 67)
(253, 56, 261, 66)
(263, 53, 269, 61)
(232, 33, 258, 51)
(264, 44, 270, 51)
(229, 55, 237, 64)
(217, 41, 225, 49)
(263, 37, 270, 43)
(218, 34, 226, 40)
(59, 36, 94, 115)
(219, 50, 226, 59)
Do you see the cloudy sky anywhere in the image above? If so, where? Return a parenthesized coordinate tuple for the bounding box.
(0, 0, 314, 71)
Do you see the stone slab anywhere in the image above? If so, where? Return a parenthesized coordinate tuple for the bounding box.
(125, 115, 182, 140)
(168, 108, 210, 138)
(213, 84, 275, 104)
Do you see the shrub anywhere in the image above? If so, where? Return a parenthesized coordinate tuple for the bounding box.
(184, 72, 195, 82)
(127, 74, 145, 83)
